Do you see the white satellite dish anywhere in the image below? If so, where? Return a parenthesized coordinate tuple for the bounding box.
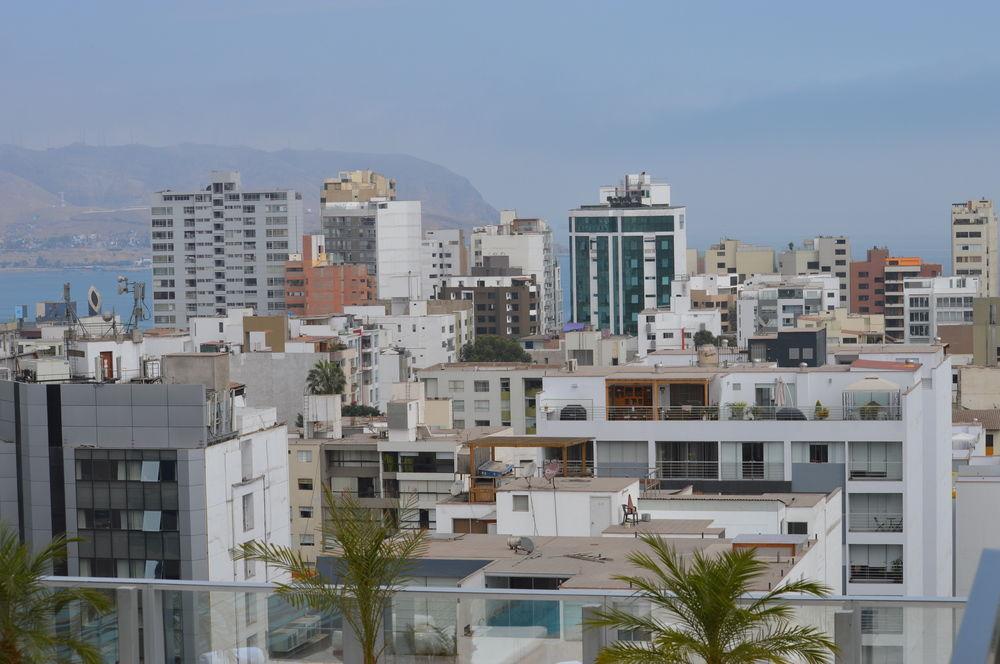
(543, 460, 561, 481)
(449, 480, 463, 496)
(87, 286, 103, 316)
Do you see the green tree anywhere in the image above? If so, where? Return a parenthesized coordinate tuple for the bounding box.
(234, 489, 427, 664)
(306, 359, 346, 395)
(0, 523, 112, 664)
(693, 330, 718, 347)
(459, 335, 531, 362)
(589, 536, 836, 664)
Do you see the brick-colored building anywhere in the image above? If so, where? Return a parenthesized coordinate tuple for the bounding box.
(439, 273, 541, 338)
(285, 235, 373, 316)
(850, 246, 941, 316)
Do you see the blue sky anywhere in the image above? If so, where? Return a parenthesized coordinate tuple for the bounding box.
(3, 1, 1000, 262)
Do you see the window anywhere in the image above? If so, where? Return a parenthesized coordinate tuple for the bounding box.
(240, 440, 253, 482)
(244, 592, 257, 625)
(802, 347, 814, 360)
(244, 559, 255, 579)
(242, 493, 254, 532)
(297, 478, 313, 491)
(513, 495, 529, 512)
(296, 450, 313, 463)
(787, 521, 808, 535)
(474, 380, 490, 392)
(788, 347, 800, 360)
(475, 400, 490, 412)
(299, 534, 315, 546)
(475, 419, 491, 426)
(809, 444, 829, 463)
(453, 400, 465, 413)
(299, 506, 313, 518)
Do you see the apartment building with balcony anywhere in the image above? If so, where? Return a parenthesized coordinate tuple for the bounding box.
(531, 348, 953, 597)
(778, 236, 851, 307)
(569, 173, 687, 336)
(852, 247, 942, 325)
(150, 170, 304, 327)
(952, 199, 998, 297)
(438, 272, 541, 338)
(473, 211, 562, 333)
(688, 273, 740, 334)
(902, 276, 978, 344)
(519, 328, 639, 367)
(421, 228, 468, 299)
(283, 234, 373, 316)
(736, 274, 840, 347)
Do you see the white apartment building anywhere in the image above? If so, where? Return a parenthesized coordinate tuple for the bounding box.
(321, 199, 423, 300)
(902, 276, 978, 343)
(569, 173, 687, 336)
(736, 274, 841, 347)
(640, 275, 723, 352)
(473, 211, 562, 333)
(421, 228, 468, 299)
(520, 329, 640, 367)
(952, 199, 998, 297)
(779, 236, 851, 307)
(150, 171, 303, 327)
(344, 299, 474, 412)
(532, 348, 953, 598)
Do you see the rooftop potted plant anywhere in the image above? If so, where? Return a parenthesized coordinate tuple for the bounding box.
(729, 402, 748, 420)
(814, 400, 830, 420)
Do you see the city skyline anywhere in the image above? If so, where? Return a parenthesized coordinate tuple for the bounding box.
(2, 2, 1000, 264)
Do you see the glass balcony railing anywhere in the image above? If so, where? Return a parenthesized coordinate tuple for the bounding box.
(849, 512, 904, 532)
(849, 461, 904, 481)
(539, 402, 903, 422)
(37, 578, 966, 664)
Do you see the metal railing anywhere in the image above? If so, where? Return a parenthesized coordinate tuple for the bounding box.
(720, 461, 785, 481)
(656, 460, 719, 479)
(849, 461, 903, 481)
(849, 512, 904, 532)
(539, 402, 903, 423)
(36, 576, 967, 664)
(850, 564, 904, 584)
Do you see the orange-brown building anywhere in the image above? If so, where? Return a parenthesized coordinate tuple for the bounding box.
(284, 235, 374, 316)
(850, 246, 941, 316)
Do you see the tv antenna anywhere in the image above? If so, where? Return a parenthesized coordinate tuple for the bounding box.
(117, 275, 149, 333)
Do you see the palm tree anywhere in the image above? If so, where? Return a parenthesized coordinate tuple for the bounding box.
(589, 535, 836, 664)
(234, 488, 427, 664)
(306, 359, 346, 395)
(0, 523, 112, 664)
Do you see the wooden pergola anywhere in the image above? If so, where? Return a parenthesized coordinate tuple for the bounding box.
(464, 436, 594, 503)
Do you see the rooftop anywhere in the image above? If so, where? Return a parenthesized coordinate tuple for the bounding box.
(602, 519, 725, 537)
(954, 409, 1000, 430)
(496, 477, 637, 493)
(642, 490, 829, 508)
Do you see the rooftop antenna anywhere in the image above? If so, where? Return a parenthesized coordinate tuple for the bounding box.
(117, 275, 149, 333)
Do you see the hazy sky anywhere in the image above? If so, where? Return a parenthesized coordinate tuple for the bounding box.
(4, 1, 1000, 262)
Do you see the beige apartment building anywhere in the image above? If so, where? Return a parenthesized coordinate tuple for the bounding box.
(795, 308, 885, 344)
(952, 199, 998, 297)
(705, 238, 775, 280)
(779, 236, 852, 307)
(320, 169, 397, 204)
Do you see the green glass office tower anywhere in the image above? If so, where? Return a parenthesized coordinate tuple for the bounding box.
(569, 174, 687, 336)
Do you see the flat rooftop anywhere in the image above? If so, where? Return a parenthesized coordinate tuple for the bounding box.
(642, 491, 829, 508)
(496, 477, 637, 493)
(602, 519, 725, 538)
(417, 533, 806, 591)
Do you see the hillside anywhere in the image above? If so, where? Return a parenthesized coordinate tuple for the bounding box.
(0, 143, 499, 267)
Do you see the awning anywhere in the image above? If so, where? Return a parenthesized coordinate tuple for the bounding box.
(846, 376, 899, 391)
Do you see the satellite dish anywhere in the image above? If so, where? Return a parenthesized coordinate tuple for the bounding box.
(543, 460, 561, 481)
(102, 312, 113, 323)
(87, 286, 103, 316)
(116, 275, 128, 295)
(449, 480, 463, 496)
(506, 536, 535, 554)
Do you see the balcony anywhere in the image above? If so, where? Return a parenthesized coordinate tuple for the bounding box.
(849, 461, 903, 481)
(657, 460, 719, 479)
(539, 401, 902, 422)
(849, 512, 904, 532)
(37, 577, 966, 663)
(720, 461, 784, 481)
(849, 563, 904, 584)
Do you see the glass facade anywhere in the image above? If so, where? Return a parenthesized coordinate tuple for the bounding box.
(574, 236, 591, 323)
(621, 215, 674, 233)
(656, 235, 674, 307)
(573, 217, 617, 233)
(595, 236, 611, 330)
(622, 236, 644, 335)
(74, 449, 181, 579)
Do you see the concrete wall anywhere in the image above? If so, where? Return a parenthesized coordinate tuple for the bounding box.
(229, 352, 326, 425)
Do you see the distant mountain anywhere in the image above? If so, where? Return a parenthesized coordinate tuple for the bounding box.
(0, 143, 499, 267)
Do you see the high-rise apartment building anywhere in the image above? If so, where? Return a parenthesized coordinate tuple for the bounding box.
(150, 171, 303, 327)
(779, 236, 851, 307)
(736, 274, 841, 347)
(421, 228, 468, 299)
(472, 211, 562, 333)
(569, 173, 687, 336)
(320, 169, 396, 203)
(882, 257, 943, 342)
(705, 238, 775, 281)
(284, 235, 374, 316)
(321, 198, 423, 300)
(439, 273, 541, 338)
(952, 199, 998, 297)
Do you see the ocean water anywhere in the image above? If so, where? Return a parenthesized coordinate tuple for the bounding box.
(0, 267, 153, 324)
